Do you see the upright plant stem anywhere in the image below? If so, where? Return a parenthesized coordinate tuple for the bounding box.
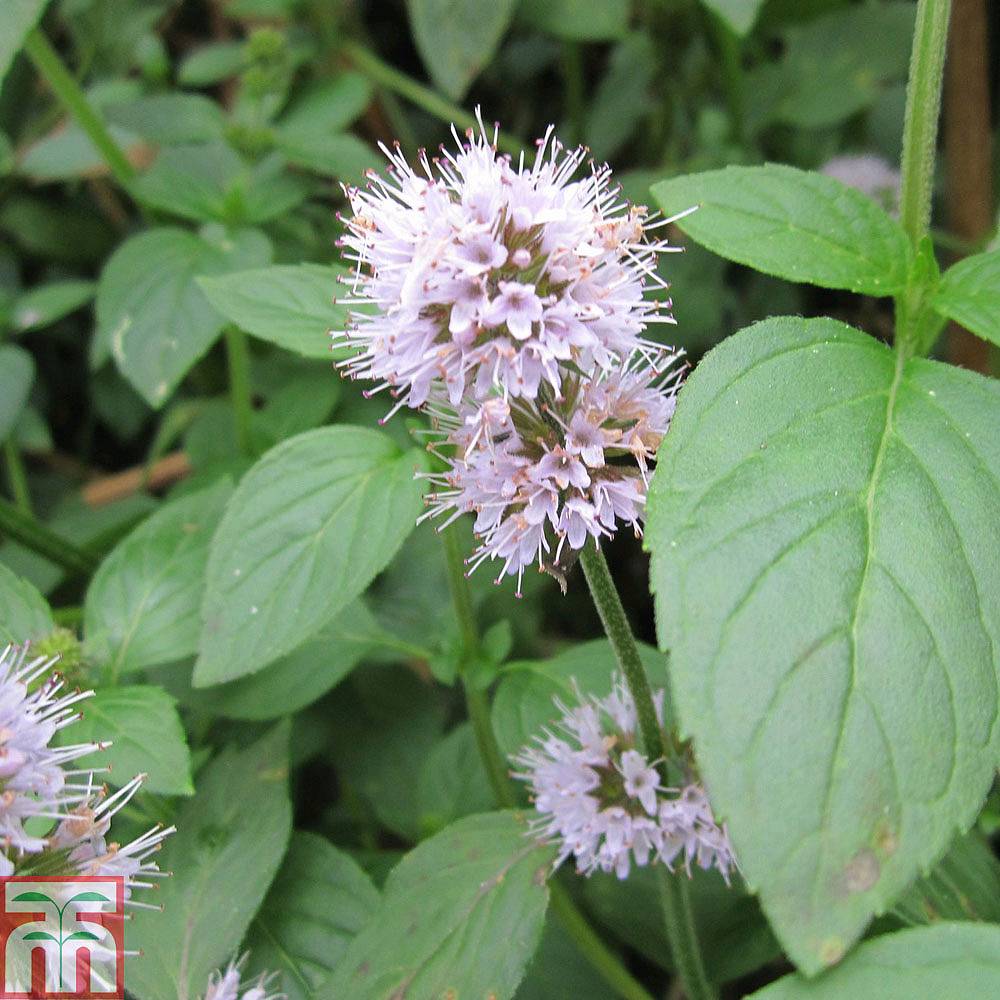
(23, 28, 136, 190)
(342, 42, 526, 156)
(0, 498, 98, 577)
(898, 0, 952, 249)
(560, 42, 586, 145)
(579, 545, 716, 1000)
(3, 440, 32, 515)
(439, 526, 655, 1000)
(224, 327, 253, 455)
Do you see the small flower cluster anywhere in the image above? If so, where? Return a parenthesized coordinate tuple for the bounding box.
(512, 674, 736, 882)
(204, 956, 283, 1000)
(0, 644, 173, 895)
(333, 114, 686, 591)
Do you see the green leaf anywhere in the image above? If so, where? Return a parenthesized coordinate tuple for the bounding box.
(407, 0, 517, 100)
(62, 685, 193, 796)
(892, 830, 1000, 926)
(701, 0, 765, 35)
(134, 143, 309, 225)
(932, 249, 1000, 347)
(13, 891, 53, 903)
(318, 812, 554, 1000)
(0, 343, 34, 441)
(278, 74, 372, 134)
(92, 225, 272, 406)
(0, 1, 48, 85)
(0, 561, 53, 644)
(515, 920, 609, 1000)
(127, 724, 292, 1000)
(491, 638, 669, 758)
(178, 40, 247, 86)
(748, 924, 1000, 999)
(84, 480, 232, 676)
(417, 722, 494, 836)
(64, 930, 102, 942)
(651, 165, 911, 295)
(646, 316, 1000, 972)
(10, 280, 95, 334)
(197, 263, 349, 359)
(193, 599, 375, 720)
(585, 33, 656, 162)
(244, 831, 379, 1000)
(519, 0, 629, 40)
(274, 129, 377, 184)
(66, 892, 110, 904)
(18, 123, 141, 182)
(196, 426, 427, 685)
(22, 931, 57, 941)
(104, 94, 226, 144)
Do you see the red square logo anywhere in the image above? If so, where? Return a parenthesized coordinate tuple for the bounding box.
(0, 876, 125, 998)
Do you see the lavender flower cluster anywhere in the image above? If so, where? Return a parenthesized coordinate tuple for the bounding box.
(204, 956, 283, 1000)
(333, 115, 686, 593)
(513, 674, 736, 882)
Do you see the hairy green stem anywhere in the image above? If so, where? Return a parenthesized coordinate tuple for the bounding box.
(0, 498, 98, 577)
(3, 440, 32, 515)
(439, 526, 655, 1000)
(342, 42, 526, 156)
(23, 28, 136, 190)
(578, 545, 716, 1000)
(898, 0, 952, 248)
(224, 327, 254, 455)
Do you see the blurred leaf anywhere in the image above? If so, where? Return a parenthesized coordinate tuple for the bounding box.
(519, 0, 629, 40)
(892, 830, 1000, 926)
(646, 316, 1000, 972)
(319, 812, 554, 1000)
(134, 142, 309, 225)
(748, 924, 1000, 999)
(407, 0, 517, 100)
(127, 724, 292, 1000)
(13, 405, 52, 453)
(244, 831, 380, 1000)
(585, 33, 656, 162)
(492, 638, 668, 758)
(328, 661, 447, 839)
(652, 165, 910, 295)
(252, 368, 339, 450)
(18, 123, 144, 182)
(0, 0, 48, 86)
(92, 225, 271, 407)
(583, 865, 780, 983)
(192, 599, 377, 720)
(178, 40, 247, 86)
(0, 344, 34, 440)
(0, 196, 116, 265)
(104, 93, 226, 144)
(279, 73, 372, 134)
(417, 722, 494, 836)
(63, 685, 193, 796)
(10, 279, 94, 334)
(196, 426, 427, 684)
(198, 263, 350, 358)
(274, 129, 377, 184)
(932, 249, 1000, 347)
(514, 920, 609, 1000)
(701, 0, 764, 35)
(0, 561, 53, 645)
(84, 479, 232, 676)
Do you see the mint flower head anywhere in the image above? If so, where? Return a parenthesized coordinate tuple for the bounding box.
(512, 674, 736, 883)
(334, 114, 688, 593)
(204, 956, 283, 1000)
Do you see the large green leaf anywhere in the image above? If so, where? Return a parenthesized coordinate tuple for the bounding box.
(0, 344, 34, 440)
(701, 0, 765, 35)
(84, 479, 232, 676)
(62, 685, 193, 796)
(319, 811, 554, 1000)
(244, 831, 380, 1000)
(492, 638, 668, 758)
(0, 562, 53, 645)
(0, 0, 48, 85)
(518, 0, 629, 40)
(932, 249, 1000, 348)
(646, 316, 1000, 972)
(92, 226, 271, 406)
(749, 924, 1000, 999)
(127, 724, 291, 1000)
(198, 263, 349, 359)
(195, 426, 426, 685)
(651, 165, 910, 296)
(407, 0, 517, 100)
